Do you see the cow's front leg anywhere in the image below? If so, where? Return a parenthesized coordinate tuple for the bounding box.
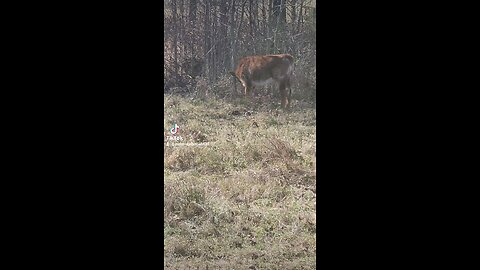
(244, 83, 254, 98)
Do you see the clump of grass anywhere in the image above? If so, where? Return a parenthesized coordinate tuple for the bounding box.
(164, 147, 197, 171)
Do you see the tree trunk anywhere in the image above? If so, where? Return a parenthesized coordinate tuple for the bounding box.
(229, 0, 237, 95)
(212, 3, 217, 79)
(249, 0, 254, 42)
(172, 0, 178, 75)
(204, 0, 211, 81)
(291, 0, 297, 32)
(179, 0, 185, 63)
(220, 0, 229, 72)
(272, 0, 286, 26)
(189, 0, 197, 59)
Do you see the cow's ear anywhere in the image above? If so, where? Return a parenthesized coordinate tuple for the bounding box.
(229, 71, 236, 77)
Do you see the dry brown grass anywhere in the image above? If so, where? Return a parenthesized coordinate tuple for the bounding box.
(164, 93, 316, 269)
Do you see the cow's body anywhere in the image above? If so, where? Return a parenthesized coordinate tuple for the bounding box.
(230, 54, 294, 108)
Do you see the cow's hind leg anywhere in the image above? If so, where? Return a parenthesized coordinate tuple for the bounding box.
(285, 78, 292, 109)
(279, 81, 288, 109)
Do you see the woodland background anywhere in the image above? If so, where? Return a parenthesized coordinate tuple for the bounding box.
(164, 0, 316, 100)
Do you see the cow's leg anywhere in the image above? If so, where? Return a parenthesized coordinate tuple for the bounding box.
(245, 81, 254, 98)
(279, 81, 288, 109)
(285, 78, 292, 109)
(252, 86, 258, 97)
(233, 78, 237, 96)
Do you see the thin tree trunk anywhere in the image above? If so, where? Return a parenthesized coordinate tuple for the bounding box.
(220, 0, 229, 72)
(172, 0, 178, 75)
(189, 0, 197, 59)
(297, 0, 304, 34)
(212, 3, 217, 79)
(291, 0, 297, 32)
(229, 0, 237, 95)
(249, 0, 254, 41)
(179, 0, 185, 65)
(229, 0, 236, 73)
(204, 0, 211, 81)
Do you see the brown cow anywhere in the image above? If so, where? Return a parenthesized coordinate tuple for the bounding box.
(230, 54, 294, 109)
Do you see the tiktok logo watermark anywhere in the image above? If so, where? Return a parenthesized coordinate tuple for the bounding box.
(165, 122, 183, 143)
(164, 122, 210, 147)
(170, 123, 179, 135)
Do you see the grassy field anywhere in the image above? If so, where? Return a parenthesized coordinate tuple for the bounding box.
(164, 93, 316, 269)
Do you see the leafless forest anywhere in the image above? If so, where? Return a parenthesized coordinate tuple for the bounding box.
(164, 0, 316, 100)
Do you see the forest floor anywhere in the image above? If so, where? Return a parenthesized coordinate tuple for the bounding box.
(164, 93, 317, 269)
